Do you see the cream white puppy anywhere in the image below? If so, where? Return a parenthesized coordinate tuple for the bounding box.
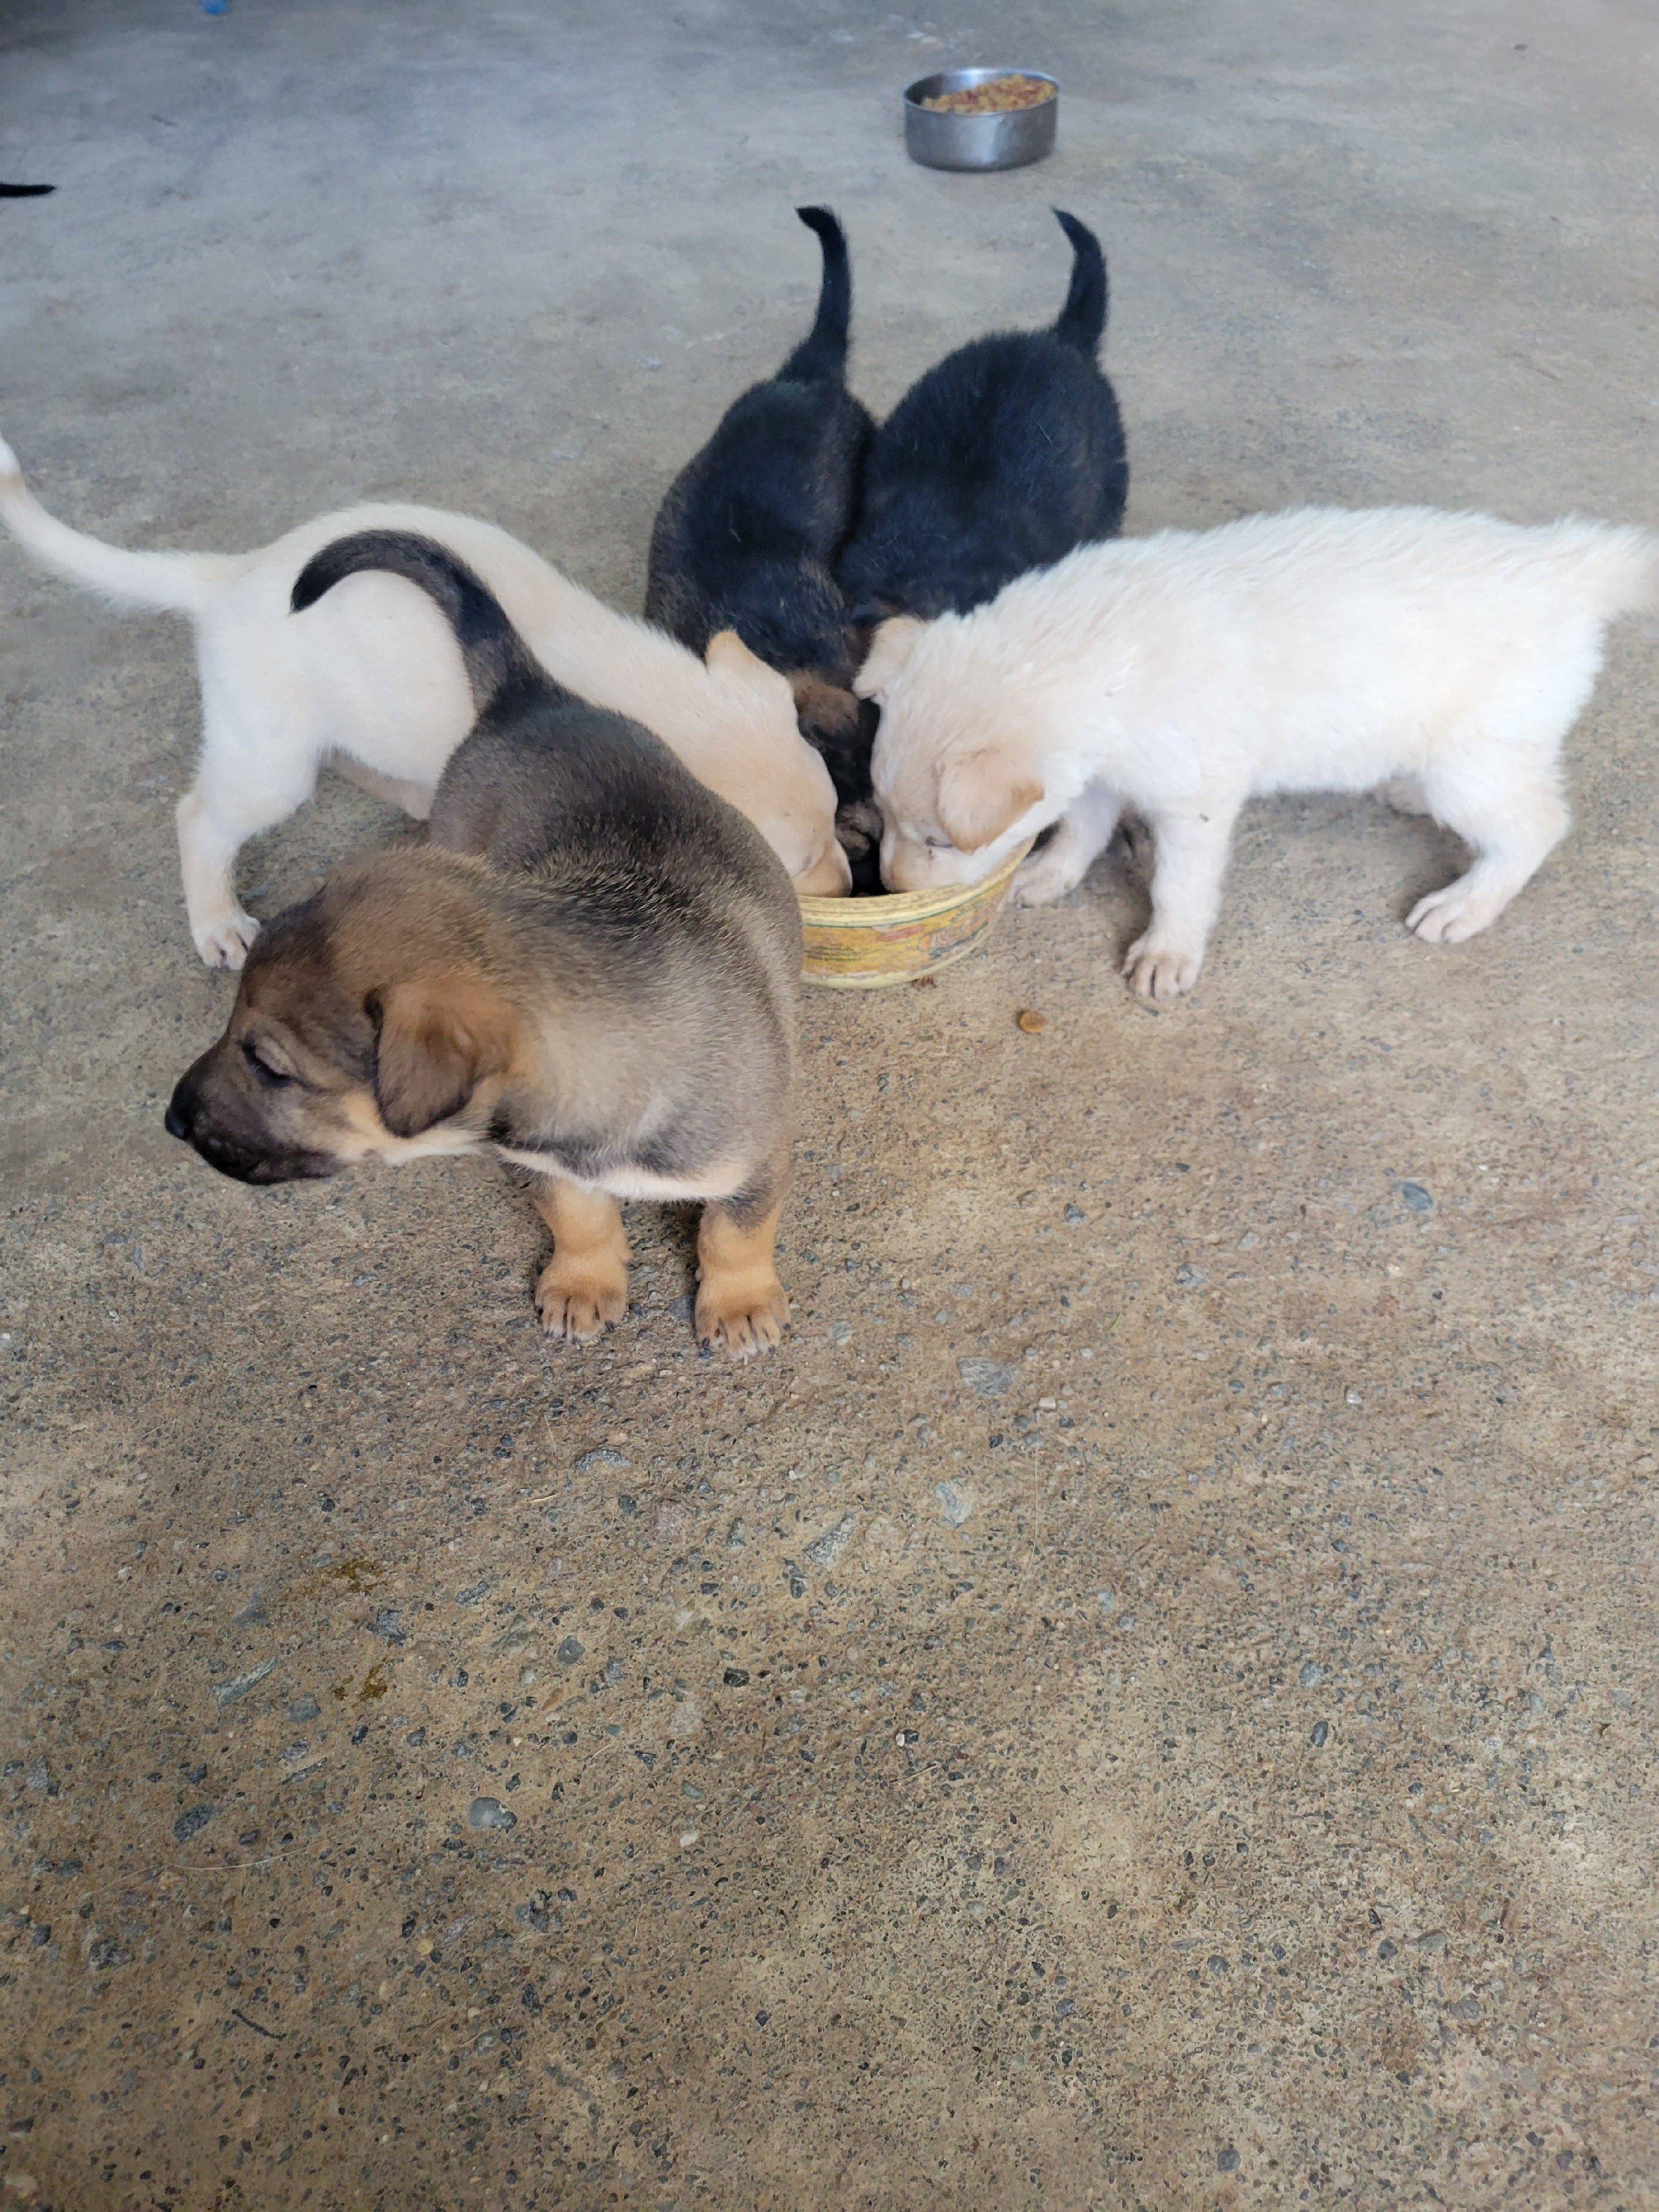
(860, 505, 1658, 998)
(0, 438, 849, 965)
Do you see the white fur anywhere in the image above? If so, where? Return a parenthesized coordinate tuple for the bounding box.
(862, 505, 1659, 997)
(323, 1123, 746, 1203)
(0, 436, 847, 966)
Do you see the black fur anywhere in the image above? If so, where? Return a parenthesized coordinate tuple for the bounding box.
(292, 528, 541, 713)
(0, 183, 53, 197)
(821, 708, 884, 893)
(644, 206, 873, 692)
(836, 209, 1128, 625)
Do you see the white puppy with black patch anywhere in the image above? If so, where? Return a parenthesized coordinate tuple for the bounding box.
(859, 505, 1658, 998)
(0, 437, 849, 966)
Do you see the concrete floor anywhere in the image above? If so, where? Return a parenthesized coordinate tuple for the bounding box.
(1, 0, 1655, 2205)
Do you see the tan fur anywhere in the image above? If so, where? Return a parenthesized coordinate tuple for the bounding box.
(532, 1179, 632, 1342)
(705, 628, 771, 680)
(166, 847, 800, 1357)
(936, 750, 1046, 854)
(789, 672, 863, 746)
(791, 838, 854, 897)
(371, 974, 520, 1139)
(696, 1198, 788, 1359)
(853, 614, 925, 698)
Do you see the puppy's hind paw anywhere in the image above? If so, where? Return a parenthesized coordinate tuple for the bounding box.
(1405, 879, 1506, 945)
(1122, 933, 1204, 1001)
(696, 1271, 789, 1362)
(1378, 778, 1432, 817)
(194, 909, 261, 972)
(536, 1255, 629, 1341)
(1012, 846, 1087, 907)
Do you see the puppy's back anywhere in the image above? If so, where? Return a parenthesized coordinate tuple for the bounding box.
(837, 213, 1127, 622)
(294, 526, 801, 952)
(644, 209, 871, 682)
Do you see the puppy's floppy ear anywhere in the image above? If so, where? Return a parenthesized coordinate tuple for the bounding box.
(935, 749, 1045, 853)
(367, 978, 516, 1139)
(706, 629, 776, 684)
(853, 615, 925, 700)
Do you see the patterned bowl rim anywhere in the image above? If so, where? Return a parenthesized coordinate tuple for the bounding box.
(798, 838, 1033, 932)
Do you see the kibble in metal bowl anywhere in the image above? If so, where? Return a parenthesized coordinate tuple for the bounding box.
(904, 66, 1059, 172)
(919, 72, 1055, 114)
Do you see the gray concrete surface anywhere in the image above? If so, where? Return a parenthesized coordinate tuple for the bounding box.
(1, 1, 1656, 2206)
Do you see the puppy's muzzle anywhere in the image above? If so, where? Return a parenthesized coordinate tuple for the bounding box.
(165, 1066, 337, 1185)
(795, 841, 853, 897)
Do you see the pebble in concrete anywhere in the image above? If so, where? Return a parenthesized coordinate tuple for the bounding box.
(804, 1514, 855, 1569)
(467, 1797, 516, 1832)
(934, 1479, 976, 1528)
(958, 1357, 1014, 1397)
(211, 1658, 274, 1710)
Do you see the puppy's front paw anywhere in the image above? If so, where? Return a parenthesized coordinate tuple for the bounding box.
(695, 1270, 789, 1362)
(1012, 845, 1087, 907)
(194, 909, 261, 971)
(1123, 933, 1203, 1001)
(1406, 879, 1504, 945)
(536, 1254, 628, 1341)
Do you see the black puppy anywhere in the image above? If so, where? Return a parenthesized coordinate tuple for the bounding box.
(645, 206, 873, 789)
(837, 210, 1128, 625)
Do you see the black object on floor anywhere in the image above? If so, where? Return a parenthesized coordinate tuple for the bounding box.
(837, 209, 1128, 625)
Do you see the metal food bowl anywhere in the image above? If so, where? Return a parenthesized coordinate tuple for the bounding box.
(798, 841, 1033, 990)
(903, 68, 1058, 173)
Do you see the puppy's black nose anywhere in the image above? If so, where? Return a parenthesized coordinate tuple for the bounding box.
(164, 1089, 194, 1142)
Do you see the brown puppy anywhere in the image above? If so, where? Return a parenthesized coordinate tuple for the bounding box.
(166, 531, 801, 1357)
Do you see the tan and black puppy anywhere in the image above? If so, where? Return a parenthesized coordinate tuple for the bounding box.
(165, 531, 802, 1357)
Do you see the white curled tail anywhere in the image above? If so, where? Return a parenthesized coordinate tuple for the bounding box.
(0, 433, 227, 616)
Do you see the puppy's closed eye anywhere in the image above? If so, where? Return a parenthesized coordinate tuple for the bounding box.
(241, 1039, 295, 1089)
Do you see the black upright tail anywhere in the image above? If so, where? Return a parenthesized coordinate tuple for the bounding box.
(290, 530, 542, 712)
(781, 206, 853, 384)
(1050, 210, 1108, 357)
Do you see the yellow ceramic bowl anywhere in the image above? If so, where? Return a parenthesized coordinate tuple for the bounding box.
(798, 841, 1033, 990)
